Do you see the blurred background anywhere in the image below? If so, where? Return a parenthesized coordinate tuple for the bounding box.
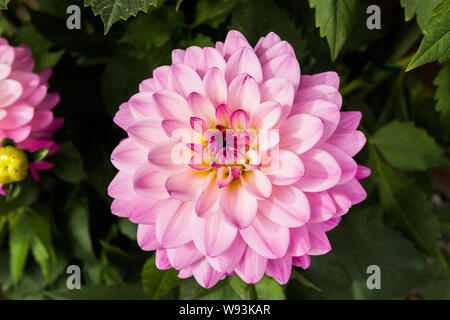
(0, 0, 449, 300)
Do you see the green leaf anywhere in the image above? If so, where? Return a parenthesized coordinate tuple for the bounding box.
(230, 0, 307, 58)
(194, 0, 237, 28)
(175, 0, 183, 12)
(372, 121, 445, 171)
(400, 0, 443, 31)
(254, 276, 285, 300)
(291, 269, 321, 292)
(84, 0, 165, 34)
(422, 279, 450, 299)
(141, 256, 182, 299)
(434, 63, 450, 120)
(329, 224, 437, 299)
(0, 0, 9, 10)
(228, 276, 257, 299)
(28, 148, 49, 163)
(9, 210, 32, 285)
(407, 0, 450, 71)
(117, 218, 137, 240)
(51, 142, 85, 184)
(30, 237, 51, 283)
(308, 0, 360, 60)
(370, 144, 446, 272)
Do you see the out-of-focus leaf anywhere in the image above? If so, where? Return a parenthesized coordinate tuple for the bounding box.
(102, 53, 158, 117)
(9, 210, 32, 285)
(13, 22, 65, 71)
(254, 276, 286, 300)
(228, 276, 257, 300)
(0, 0, 9, 10)
(422, 279, 450, 299)
(291, 269, 321, 292)
(231, 0, 307, 58)
(199, 283, 240, 300)
(141, 255, 181, 299)
(372, 121, 446, 171)
(434, 63, 450, 122)
(194, 0, 237, 28)
(370, 146, 445, 267)
(401, 0, 443, 31)
(117, 219, 137, 240)
(44, 283, 146, 300)
(85, 0, 165, 34)
(308, 0, 360, 60)
(30, 237, 50, 283)
(407, 0, 450, 71)
(175, 0, 183, 11)
(51, 142, 85, 184)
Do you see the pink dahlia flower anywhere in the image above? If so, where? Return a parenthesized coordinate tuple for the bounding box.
(108, 30, 370, 288)
(0, 38, 63, 192)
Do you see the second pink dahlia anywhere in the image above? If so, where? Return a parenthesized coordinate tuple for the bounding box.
(0, 37, 63, 190)
(108, 30, 370, 288)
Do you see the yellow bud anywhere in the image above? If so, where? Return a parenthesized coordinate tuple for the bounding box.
(0, 146, 28, 184)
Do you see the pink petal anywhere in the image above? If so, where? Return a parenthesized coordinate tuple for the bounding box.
(147, 140, 188, 173)
(153, 65, 170, 90)
(127, 118, 167, 147)
(338, 111, 362, 129)
(328, 189, 351, 215)
(36, 92, 59, 110)
(107, 171, 135, 201)
(139, 78, 158, 92)
(327, 128, 366, 157)
(291, 99, 340, 143)
(332, 178, 367, 205)
(225, 48, 263, 84)
(168, 64, 203, 98)
(114, 103, 134, 130)
(207, 234, 247, 273)
(222, 30, 252, 60)
(0, 45, 14, 65)
(183, 46, 202, 70)
(0, 63, 11, 80)
(299, 72, 340, 89)
(259, 185, 310, 227)
(240, 213, 289, 259)
(292, 255, 311, 269)
(4, 125, 31, 143)
(260, 78, 295, 107)
(197, 47, 227, 77)
(241, 169, 272, 200)
(165, 168, 208, 201)
(262, 53, 300, 90)
(320, 143, 357, 185)
(288, 226, 311, 256)
(133, 161, 170, 199)
(128, 92, 159, 118)
(266, 150, 304, 186)
(355, 165, 371, 180)
(295, 148, 341, 192)
(166, 242, 203, 270)
(280, 114, 323, 154)
(266, 255, 292, 285)
(215, 103, 231, 126)
(172, 49, 186, 64)
(156, 200, 193, 248)
(161, 119, 190, 139)
(24, 85, 47, 106)
(187, 92, 215, 123)
(111, 138, 147, 173)
(192, 210, 237, 257)
(306, 223, 331, 255)
(137, 224, 160, 251)
(305, 191, 336, 223)
(127, 195, 162, 224)
(0, 79, 22, 107)
(254, 32, 282, 55)
(219, 179, 257, 229)
(195, 172, 220, 218)
(152, 90, 189, 121)
(227, 74, 260, 114)
(258, 40, 295, 64)
(249, 101, 282, 130)
(203, 67, 227, 107)
(156, 249, 172, 270)
(111, 199, 129, 218)
(294, 84, 342, 109)
(235, 247, 267, 284)
(230, 109, 249, 130)
(192, 259, 223, 289)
